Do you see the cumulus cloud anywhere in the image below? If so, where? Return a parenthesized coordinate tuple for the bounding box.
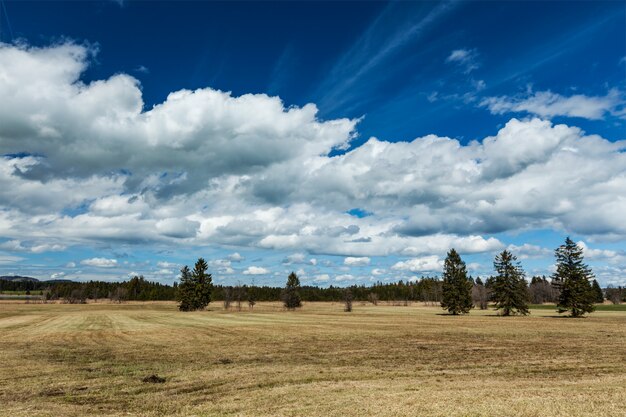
(80, 257, 118, 268)
(578, 241, 626, 265)
(335, 274, 355, 282)
(481, 89, 624, 120)
(227, 252, 244, 262)
(344, 256, 371, 266)
(314, 274, 330, 283)
(0, 41, 625, 278)
(391, 255, 443, 273)
(243, 266, 270, 275)
(0, 42, 356, 195)
(507, 243, 552, 260)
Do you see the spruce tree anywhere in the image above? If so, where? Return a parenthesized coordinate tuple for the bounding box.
(491, 250, 529, 316)
(177, 258, 213, 311)
(591, 279, 604, 304)
(552, 237, 595, 317)
(192, 258, 212, 310)
(177, 265, 194, 311)
(282, 271, 302, 310)
(441, 249, 473, 315)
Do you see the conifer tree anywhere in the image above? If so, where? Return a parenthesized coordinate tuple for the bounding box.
(552, 237, 595, 317)
(591, 279, 604, 304)
(177, 258, 213, 311)
(192, 258, 212, 310)
(282, 271, 302, 310)
(177, 265, 194, 311)
(441, 249, 473, 315)
(491, 250, 529, 316)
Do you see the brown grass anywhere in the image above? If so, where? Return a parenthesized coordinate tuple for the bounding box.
(0, 301, 624, 416)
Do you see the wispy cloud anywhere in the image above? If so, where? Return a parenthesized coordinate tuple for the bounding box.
(313, 1, 456, 114)
(481, 89, 624, 120)
(446, 48, 480, 73)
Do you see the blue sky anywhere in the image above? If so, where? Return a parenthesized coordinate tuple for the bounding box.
(0, 1, 625, 286)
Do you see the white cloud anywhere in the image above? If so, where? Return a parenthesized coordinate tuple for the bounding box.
(227, 252, 244, 262)
(372, 268, 386, 276)
(80, 257, 118, 268)
(314, 274, 330, 283)
(507, 243, 552, 260)
(0, 240, 65, 253)
(577, 241, 626, 265)
(283, 253, 307, 264)
(30, 243, 66, 253)
(481, 89, 624, 120)
(0, 41, 625, 277)
(446, 48, 479, 73)
(65, 262, 76, 268)
(243, 266, 270, 275)
(344, 256, 371, 266)
(0, 240, 26, 251)
(157, 261, 178, 269)
(50, 272, 65, 279)
(391, 255, 443, 273)
(209, 259, 231, 267)
(0, 254, 24, 264)
(335, 274, 355, 282)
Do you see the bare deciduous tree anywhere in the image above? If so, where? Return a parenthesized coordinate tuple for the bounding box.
(368, 292, 379, 306)
(223, 287, 232, 310)
(344, 288, 353, 312)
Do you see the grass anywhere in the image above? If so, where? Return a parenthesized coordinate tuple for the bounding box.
(0, 301, 625, 417)
(529, 303, 626, 312)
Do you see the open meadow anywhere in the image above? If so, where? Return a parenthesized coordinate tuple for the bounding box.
(1, 301, 625, 417)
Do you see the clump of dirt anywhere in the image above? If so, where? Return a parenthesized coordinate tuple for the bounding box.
(142, 374, 166, 383)
(41, 388, 65, 397)
(217, 358, 233, 364)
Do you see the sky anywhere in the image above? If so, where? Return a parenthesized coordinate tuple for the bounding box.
(0, 0, 625, 287)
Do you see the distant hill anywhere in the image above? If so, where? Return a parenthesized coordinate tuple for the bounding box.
(0, 275, 39, 282)
(0, 276, 75, 283)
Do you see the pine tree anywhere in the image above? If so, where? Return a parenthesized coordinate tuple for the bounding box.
(177, 258, 213, 311)
(282, 271, 302, 310)
(591, 279, 604, 304)
(553, 237, 595, 317)
(491, 250, 529, 316)
(441, 249, 473, 315)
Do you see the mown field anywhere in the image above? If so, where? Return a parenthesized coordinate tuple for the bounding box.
(0, 302, 625, 417)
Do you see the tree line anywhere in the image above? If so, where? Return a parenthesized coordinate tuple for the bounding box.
(175, 237, 614, 318)
(3, 238, 623, 313)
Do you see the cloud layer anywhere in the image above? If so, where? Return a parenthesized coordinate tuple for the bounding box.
(1, 42, 625, 284)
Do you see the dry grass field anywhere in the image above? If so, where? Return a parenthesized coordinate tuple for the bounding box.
(1, 301, 625, 417)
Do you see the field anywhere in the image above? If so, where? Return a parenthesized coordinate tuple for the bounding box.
(1, 302, 625, 417)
